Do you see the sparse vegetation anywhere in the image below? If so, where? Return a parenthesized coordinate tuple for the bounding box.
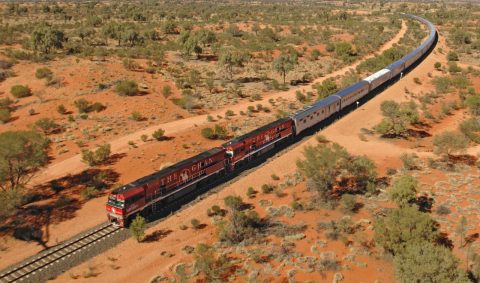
(10, 85, 31, 98)
(115, 80, 139, 96)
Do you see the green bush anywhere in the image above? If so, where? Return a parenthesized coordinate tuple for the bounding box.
(90, 102, 106, 112)
(130, 111, 143, 121)
(152, 128, 165, 141)
(0, 108, 11, 123)
(34, 118, 59, 135)
(57, 104, 67, 114)
(261, 184, 275, 194)
(201, 127, 215, 139)
(247, 187, 256, 198)
(341, 194, 357, 213)
(10, 85, 31, 98)
(81, 144, 111, 166)
(0, 98, 13, 109)
(447, 51, 459, 61)
(74, 99, 91, 113)
(80, 186, 98, 200)
(115, 80, 138, 96)
(35, 67, 53, 80)
(130, 215, 146, 242)
(191, 218, 201, 230)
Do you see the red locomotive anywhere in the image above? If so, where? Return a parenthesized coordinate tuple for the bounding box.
(106, 118, 294, 227)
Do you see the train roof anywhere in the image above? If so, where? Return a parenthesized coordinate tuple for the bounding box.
(292, 95, 340, 120)
(223, 117, 291, 146)
(335, 81, 368, 98)
(363, 69, 390, 83)
(386, 60, 404, 71)
(112, 147, 225, 195)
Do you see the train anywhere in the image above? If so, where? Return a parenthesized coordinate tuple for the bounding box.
(106, 14, 437, 227)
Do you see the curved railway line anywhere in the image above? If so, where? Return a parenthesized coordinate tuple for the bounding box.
(0, 13, 437, 283)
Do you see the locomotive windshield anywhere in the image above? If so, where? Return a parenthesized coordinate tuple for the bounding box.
(108, 195, 125, 208)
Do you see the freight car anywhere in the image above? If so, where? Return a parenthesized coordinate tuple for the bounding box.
(107, 14, 437, 227)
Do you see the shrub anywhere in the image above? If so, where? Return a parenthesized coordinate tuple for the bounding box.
(0, 108, 11, 123)
(436, 205, 451, 215)
(81, 144, 111, 166)
(247, 187, 255, 198)
(0, 98, 13, 109)
(34, 118, 59, 135)
(400, 153, 417, 170)
(388, 175, 418, 207)
(115, 80, 138, 96)
(57, 104, 67, 115)
(152, 128, 166, 141)
(433, 131, 469, 158)
(211, 205, 222, 216)
(447, 51, 459, 61)
(74, 99, 91, 113)
(35, 67, 53, 80)
(271, 174, 280, 181)
(224, 195, 243, 211)
(434, 62, 441, 70)
(141, 134, 148, 142)
(90, 102, 105, 112)
(191, 218, 201, 230)
(80, 186, 98, 200)
(295, 90, 306, 102)
(261, 184, 275, 194)
(130, 111, 143, 121)
(341, 194, 357, 213)
(201, 127, 215, 139)
(413, 77, 421, 85)
(162, 85, 172, 98)
(130, 215, 146, 242)
(225, 110, 234, 117)
(374, 206, 439, 255)
(10, 85, 31, 98)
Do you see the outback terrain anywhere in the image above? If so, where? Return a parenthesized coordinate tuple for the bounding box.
(0, 1, 479, 283)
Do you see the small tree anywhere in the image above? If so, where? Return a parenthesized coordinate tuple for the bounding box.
(152, 128, 165, 141)
(388, 175, 418, 207)
(218, 48, 248, 81)
(129, 214, 146, 242)
(272, 54, 297, 84)
(10, 85, 31, 98)
(115, 80, 138, 96)
(34, 118, 59, 135)
(374, 206, 439, 255)
(394, 241, 468, 283)
(0, 131, 50, 191)
(433, 131, 469, 159)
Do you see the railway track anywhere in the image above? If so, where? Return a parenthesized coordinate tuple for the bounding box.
(0, 224, 121, 283)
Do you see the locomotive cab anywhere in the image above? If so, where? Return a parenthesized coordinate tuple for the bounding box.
(106, 193, 125, 226)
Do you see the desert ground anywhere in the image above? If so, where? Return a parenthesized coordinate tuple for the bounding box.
(0, 1, 479, 283)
